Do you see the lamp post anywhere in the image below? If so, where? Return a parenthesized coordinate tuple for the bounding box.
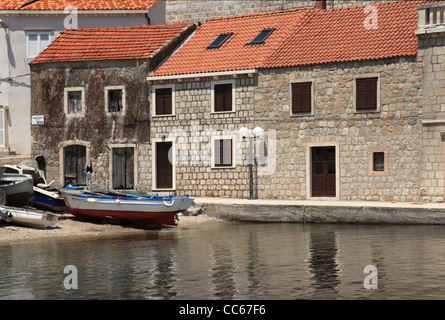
(239, 126, 264, 200)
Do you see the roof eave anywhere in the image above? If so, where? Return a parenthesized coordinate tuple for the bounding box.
(147, 69, 259, 82)
(0, 10, 150, 16)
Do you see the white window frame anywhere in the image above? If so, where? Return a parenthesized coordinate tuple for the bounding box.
(151, 84, 176, 117)
(353, 74, 381, 113)
(211, 79, 236, 114)
(211, 135, 236, 169)
(64, 87, 85, 118)
(26, 31, 52, 59)
(105, 85, 126, 116)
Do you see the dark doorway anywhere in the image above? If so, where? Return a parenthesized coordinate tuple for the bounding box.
(156, 142, 173, 189)
(112, 147, 134, 189)
(311, 147, 336, 197)
(64, 145, 86, 186)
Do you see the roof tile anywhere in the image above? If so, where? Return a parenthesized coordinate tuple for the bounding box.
(0, 0, 159, 11)
(30, 23, 195, 64)
(152, 1, 435, 77)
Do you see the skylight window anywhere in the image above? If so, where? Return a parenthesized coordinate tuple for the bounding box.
(246, 28, 275, 46)
(207, 33, 233, 50)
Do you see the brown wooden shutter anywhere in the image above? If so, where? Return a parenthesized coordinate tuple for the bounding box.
(356, 78, 367, 110)
(214, 84, 232, 112)
(356, 77, 377, 110)
(214, 85, 224, 112)
(155, 88, 172, 115)
(292, 82, 311, 113)
(223, 84, 232, 111)
(366, 78, 377, 110)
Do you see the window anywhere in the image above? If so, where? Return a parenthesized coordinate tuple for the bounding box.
(213, 82, 233, 112)
(152, 85, 175, 116)
(291, 82, 312, 114)
(207, 33, 233, 50)
(368, 147, 388, 176)
(26, 31, 52, 58)
(68, 91, 82, 114)
(356, 77, 378, 111)
(155, 88, 172, 115)
(105, 87, 124, 113)
(64, 87, 85, 116)
(373, 152, 385, 172)
(112, 147, 135, 190)
(213, 138, 234, 168)
(246, 28, 275, 46)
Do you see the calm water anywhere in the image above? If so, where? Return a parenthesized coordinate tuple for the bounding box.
(2, 221, 445, 300)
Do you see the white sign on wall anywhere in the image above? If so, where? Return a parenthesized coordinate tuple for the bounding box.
(32, 115, 44, 125)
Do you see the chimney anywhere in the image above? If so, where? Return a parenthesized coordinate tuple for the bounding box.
(315, 0, 327, 10)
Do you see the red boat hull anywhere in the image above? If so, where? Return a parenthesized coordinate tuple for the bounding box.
(68, 208, 180, 226)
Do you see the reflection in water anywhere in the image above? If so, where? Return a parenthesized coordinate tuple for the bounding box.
(3, 223, 445, 299)
(211, 244, 235, 299)
(152, 243, 177, 299)
(308, 231, 340, 298)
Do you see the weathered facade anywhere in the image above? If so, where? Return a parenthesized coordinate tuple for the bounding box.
(30, 23, 195, 191)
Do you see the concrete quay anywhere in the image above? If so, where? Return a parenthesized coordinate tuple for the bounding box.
(193, 198, 445, 225)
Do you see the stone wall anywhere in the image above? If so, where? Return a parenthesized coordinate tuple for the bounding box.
(149, 76, 257, 198)
(417, 20, 445, 202)
(255, 57, 424, 202)
(30, 60, 151, 190)
(165, 0, 396, 24)
(150, 55, 425, 201)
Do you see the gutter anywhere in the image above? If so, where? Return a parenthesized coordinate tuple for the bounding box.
(0, 10, 149, 16)
(147, 69, 258, 82)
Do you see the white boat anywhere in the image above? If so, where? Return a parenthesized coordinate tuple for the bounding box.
(61, 186, 195, 226)
(0, 205, 58, 228)
(2, 162, 65, 211)
(0, 167, 34, 206)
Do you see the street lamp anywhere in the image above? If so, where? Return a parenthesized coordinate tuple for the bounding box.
(239, 126, 263, 200)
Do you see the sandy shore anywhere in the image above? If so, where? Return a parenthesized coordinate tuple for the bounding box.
(0, 208, 221, 246)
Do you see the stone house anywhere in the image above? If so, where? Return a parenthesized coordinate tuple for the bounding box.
(30, 23, 195, 190)
(0, 0, 164, 158)
(146, 0, 445, 202)
(417, 2, 445, 202)
(164, 0, 399, 24)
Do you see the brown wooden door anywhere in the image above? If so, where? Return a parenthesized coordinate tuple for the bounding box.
(156, 142, 172, 189)
(112, 147, 134, 189)
(64, 145, 86, 186)
(311, 147, 336, 197)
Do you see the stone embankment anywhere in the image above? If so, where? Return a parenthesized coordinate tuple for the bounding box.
(195, 198, 445, 224)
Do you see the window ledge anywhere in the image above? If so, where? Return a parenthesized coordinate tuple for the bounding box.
(211, 166, 236, 169)
(152, 114, 176, 118)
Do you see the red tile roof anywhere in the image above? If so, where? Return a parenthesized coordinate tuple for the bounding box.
(151, 1, 432, 77)
(151, 8, 312, 77)
(265, 0, 428, 69)
(30, 23, 195, 64)
(0, 0, 159, 11)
